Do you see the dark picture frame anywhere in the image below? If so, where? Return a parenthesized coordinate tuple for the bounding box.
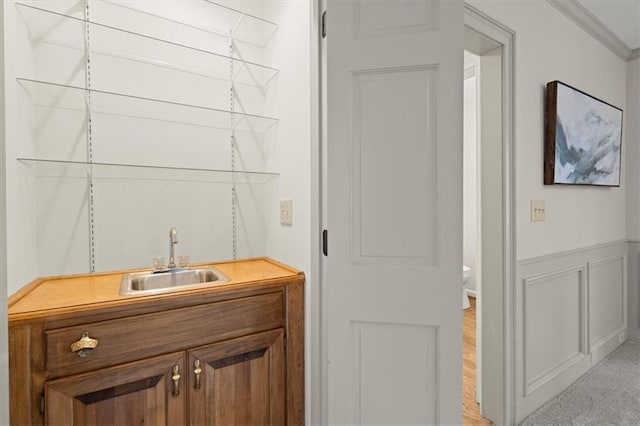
(544, 80, 623, 186)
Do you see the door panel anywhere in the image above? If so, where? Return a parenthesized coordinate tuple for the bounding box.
(45, 352, 185, 425)
(324, 0, 464, 423)
(351, 65, 438, 265)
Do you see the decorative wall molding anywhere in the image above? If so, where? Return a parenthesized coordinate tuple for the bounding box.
(522, 265, 586, 396)
(588, 254, 626, 352)
(518, 239, 628, 266)
(516, 240, 628, 422)
(546, 0, 632, 61)
(626, 245, 640, 343)
(526, 352, 585, 397)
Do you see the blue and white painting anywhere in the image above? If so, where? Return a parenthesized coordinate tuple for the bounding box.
(554, 82, 622, 186)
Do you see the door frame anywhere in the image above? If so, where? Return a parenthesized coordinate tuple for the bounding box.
(0, 0, 9, 423)
(308, 2, 516, 425)
(309, 0, 324, 425)
(464, 4, 516, 425)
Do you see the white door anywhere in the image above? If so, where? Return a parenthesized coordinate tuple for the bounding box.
(324, 1, 464, 424)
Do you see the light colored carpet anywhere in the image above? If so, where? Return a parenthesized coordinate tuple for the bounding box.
(520, 341, 640, 426)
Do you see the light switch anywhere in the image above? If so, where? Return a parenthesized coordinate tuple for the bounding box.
(531, 200, 546, 222)
(280, 200, 293, 226)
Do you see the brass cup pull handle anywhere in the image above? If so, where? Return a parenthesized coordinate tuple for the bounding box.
(193, 359, 202, 390)
(171, 365, 181, 397)
(70, 332, 99, 358)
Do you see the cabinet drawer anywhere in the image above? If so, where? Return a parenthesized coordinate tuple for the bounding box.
(45, 292, 283, 378)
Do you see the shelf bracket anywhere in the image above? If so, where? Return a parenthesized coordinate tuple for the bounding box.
(84, 0, 96, 273)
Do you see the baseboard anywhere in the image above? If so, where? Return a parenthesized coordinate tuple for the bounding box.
(625, 320, 640, 343)
(466, 289, 477, 298)
(590, 327, 626, 366)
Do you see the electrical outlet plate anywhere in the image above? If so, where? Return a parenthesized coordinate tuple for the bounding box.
(280, 200, 293, 226)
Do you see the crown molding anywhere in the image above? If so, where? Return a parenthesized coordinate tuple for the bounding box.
(546, 0, 632, 61)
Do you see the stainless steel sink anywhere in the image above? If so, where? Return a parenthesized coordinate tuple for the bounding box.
(120, 267, 230, 295)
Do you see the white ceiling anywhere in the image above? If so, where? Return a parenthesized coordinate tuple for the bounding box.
(577, 0, 640, 50)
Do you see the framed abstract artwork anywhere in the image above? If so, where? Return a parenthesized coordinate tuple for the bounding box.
(544, 80, 623, 186)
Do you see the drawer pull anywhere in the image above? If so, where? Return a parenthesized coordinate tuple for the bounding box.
(172, 365, 181, 397)
(70, 332, 99, 358)
(194, 359, 202, 390)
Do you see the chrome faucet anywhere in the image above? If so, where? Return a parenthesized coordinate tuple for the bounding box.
(168, 227, 179, 269)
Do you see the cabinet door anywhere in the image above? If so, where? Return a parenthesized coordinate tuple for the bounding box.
(45, 352, 186, 425)
(188, 329, 285, 426)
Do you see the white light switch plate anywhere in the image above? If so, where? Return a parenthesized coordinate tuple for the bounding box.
(531, 200, 546, 222)
(280, 200, 293, 226)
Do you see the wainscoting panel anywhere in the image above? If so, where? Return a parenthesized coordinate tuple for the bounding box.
(523, 266, 585, 396)
(516, 240, 628, 423)
(627, 242, 640, 342)
(589, 255, 626, 352)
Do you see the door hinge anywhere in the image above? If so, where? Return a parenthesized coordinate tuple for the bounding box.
(322, 229, 328, 256)
(321, 10, 327, 39)
(40, 390, 45, 414)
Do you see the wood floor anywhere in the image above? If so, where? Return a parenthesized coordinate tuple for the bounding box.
(463, 297, 493, 425)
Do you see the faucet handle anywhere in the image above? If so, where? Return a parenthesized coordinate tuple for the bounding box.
(152, 257, 166, 270)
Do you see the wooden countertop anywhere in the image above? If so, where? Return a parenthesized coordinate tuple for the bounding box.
(8, 257, 302, 321)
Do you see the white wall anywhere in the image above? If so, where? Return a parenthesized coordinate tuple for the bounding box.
(4, 0, 36, 296)
(470, 0, 627, 261)
(4, 1, 310, 296)
(627, 58, 640, 241)
(463, 54, 479, 293)
(467, 1, 629, 422)
(262, 2, 311, 279)
(626, 58, 640, 342)
(4, 1, 311, 423)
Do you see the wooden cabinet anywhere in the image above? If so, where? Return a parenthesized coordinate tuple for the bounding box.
(8, 259, 304, 426)
(45, 352, 186, 426)
(188, 329, 285, 425)
(43, 330, 287, 425)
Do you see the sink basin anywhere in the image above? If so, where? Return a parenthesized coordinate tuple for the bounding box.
(120, 267, 230, 295)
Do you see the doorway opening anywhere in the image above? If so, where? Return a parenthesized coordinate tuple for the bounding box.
(463, 5, 516, 425)
(462, 48, 488, 426)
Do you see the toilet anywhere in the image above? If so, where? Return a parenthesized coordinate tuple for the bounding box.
(463, 265, 471, 309)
